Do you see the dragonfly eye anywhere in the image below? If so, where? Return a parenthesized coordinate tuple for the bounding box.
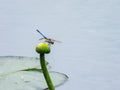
(51, 42, 54, 44)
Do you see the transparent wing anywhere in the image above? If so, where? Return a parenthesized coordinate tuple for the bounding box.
(50, 39, 62, 43)
(39, 38, 45, 40)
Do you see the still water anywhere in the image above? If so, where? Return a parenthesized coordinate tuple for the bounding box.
(0, 0, 120, 90)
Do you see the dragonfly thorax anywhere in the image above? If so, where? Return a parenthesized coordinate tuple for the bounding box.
(45, 39, 54, 44)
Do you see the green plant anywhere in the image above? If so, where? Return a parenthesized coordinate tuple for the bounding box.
(36, 43, 55, 90)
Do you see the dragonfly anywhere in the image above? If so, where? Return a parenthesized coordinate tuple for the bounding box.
(36, 29, 61, 45)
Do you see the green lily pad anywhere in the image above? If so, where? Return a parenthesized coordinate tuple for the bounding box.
(0, 56, 68, 90)
(0, 56, 44, 75)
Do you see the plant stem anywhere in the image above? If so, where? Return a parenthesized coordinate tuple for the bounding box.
(40, 54, 55, 90)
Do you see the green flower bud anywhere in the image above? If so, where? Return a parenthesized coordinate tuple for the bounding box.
(36, 43, 50, 54)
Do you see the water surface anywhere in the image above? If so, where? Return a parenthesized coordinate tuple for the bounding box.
(0, 0, 120, 90)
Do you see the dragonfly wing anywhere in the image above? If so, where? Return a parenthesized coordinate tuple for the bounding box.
(39, 38, 44, 40)
(50, 39, 62, 43)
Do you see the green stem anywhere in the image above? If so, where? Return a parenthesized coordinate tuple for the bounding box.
(40, 54, 55, 90)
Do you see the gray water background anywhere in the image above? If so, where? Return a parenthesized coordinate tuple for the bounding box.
(0, 0, 120, 90)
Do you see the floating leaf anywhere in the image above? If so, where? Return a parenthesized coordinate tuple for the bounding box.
(0, 56, 45, 75)
(0, 56, 68, 90)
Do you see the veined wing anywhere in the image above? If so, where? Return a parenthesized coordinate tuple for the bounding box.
(39, 38, 45, 40)
(50, 38, 62, 43)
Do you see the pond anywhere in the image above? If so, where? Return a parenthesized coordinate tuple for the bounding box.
(0, 0, 120, 90)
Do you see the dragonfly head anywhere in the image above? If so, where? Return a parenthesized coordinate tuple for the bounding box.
(50, 42, 54, 44)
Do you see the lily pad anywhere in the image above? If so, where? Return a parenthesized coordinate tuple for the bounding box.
(0, 56, 44, 75)
(0, 56, 68, 90)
